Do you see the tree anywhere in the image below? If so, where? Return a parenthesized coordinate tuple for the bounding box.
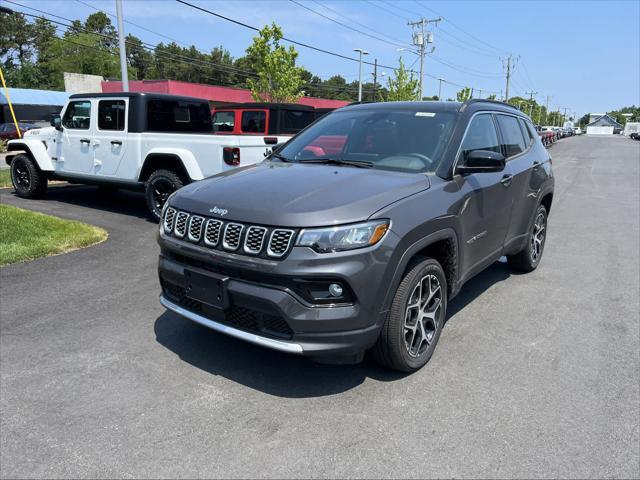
(126, 34, 153, 80)
(456, 87, 472, 102)
(380, 57, 419, 102)
(487, 94, 497, 100)
(245, 23, 304, 103)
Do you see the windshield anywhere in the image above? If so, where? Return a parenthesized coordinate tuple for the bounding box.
(277, 108, 457, 173)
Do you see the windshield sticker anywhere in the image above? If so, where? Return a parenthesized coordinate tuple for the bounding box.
(415, 112, 436, 117)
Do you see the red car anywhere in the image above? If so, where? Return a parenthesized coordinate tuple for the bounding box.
(0, 122, 36, 140)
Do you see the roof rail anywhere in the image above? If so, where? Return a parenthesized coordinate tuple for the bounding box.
(463, 98, 520, 110)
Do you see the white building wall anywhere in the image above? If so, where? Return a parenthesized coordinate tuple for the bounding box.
(64, 73, 104, 94)
(586, 126, 614, 135)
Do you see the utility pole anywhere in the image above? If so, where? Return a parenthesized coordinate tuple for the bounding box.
(478, 89, 482, 99)
(543, 95, 551, 125)
(502, 54, 518, 102)
(372, 58, 378, 101)
(437, 78, 444, 100)
(115, 0, 129, 92)
(353, 48, 369, 102)
(408, 16, 441, 100)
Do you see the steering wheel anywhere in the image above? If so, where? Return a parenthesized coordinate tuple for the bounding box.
(403, 153, 434, 169)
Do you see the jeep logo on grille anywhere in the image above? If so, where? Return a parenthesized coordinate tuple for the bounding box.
(209, 206, 228, 217)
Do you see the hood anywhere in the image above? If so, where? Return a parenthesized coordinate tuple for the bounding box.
(171, 161, 430, 227)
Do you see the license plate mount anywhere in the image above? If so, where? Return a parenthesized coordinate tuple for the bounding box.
(184, 270, 229, 309)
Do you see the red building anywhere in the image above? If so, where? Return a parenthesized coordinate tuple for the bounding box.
(101, 79, 349, 109)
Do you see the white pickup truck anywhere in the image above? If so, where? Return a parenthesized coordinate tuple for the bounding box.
(6, 92, 292, 220)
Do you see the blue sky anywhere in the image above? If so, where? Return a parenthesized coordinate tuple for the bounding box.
(11, 0, 640, 118)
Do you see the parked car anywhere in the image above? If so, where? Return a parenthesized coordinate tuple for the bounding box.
(157, 99, 554, 372)
(573, 127, 582, 135)
(0, 122, 37, 140)
(537, 126, 555, 146)
(629, 132, 640, 140)
(5, 92, 279, 220)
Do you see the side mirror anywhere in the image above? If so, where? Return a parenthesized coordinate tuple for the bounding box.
(50, 114, 62, 130)
(457, 150, 505, 174)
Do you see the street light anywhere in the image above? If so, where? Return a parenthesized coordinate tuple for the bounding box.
(353, 48, 369, 102)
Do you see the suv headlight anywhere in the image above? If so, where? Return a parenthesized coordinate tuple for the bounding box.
(296, 220, 389, 253)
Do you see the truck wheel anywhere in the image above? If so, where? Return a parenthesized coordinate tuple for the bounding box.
(145, 169, 184, 222)
(10, 154, 47, 198)
(372, 258, 447, 372)
(508, 205, 547, 272)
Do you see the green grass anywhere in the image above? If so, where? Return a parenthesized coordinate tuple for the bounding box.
(0, 169, 11, 188)
(0, 204, 108, 266)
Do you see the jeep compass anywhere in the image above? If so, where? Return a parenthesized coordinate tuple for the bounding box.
(157, 100, 554, 372)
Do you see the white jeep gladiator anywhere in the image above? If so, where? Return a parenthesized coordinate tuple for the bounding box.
(6, 92, 288, 220)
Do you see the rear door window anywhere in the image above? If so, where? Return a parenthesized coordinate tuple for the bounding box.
(460, 114, 501, 162)
(98, 100, 126, 131)
(62, 100, 91, 130)
(496, 114, 527, 157)
(281, 109, 315, 134)
(241, 111, 266, 133)
(212, 111, 235, 132)
(147, 100, 211, 133)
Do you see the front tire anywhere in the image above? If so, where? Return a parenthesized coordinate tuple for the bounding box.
(144, 169, 184, 222)
(372, 258, 447, 372)
(10, 154, 47, 198)
(508, 205, 548, 272)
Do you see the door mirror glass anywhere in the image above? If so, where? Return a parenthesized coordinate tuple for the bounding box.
(50, 114, 62, 130)
(457, 150, 505, 174)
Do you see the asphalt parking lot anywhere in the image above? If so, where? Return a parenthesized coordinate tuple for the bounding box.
(1, 135, 638, 478)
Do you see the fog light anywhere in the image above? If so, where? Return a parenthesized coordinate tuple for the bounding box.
(328, 283, 343, 297)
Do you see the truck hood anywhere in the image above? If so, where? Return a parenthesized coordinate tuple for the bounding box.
(170, 161, 430, 227)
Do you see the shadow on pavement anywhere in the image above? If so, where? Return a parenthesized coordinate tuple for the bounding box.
(8, 184, 153, 222)
(154, 261, 512, 398)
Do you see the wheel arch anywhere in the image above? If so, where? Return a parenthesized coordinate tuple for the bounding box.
(139, 149, 203, 183)
(6, 140, 54, 171)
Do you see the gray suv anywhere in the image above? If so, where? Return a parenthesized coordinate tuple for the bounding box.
(157, 100, 554, 372)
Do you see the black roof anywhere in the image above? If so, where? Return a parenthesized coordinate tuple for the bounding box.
(68, 91, 210, 103)
(341, 100, 463, 112)
(214, 102, 315, 111)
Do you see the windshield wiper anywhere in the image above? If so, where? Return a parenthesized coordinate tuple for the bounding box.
(299, 158, 374, 168)
(269, 152, 291, 162)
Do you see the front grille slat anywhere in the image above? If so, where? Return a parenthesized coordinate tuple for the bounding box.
(188, 216, 204, 242)
(174, 211, 189, 238)
(164, 208, 295, 259)
(222, 223, 244, 251)
(243, 226, 267, 255)
(267, 229, 295, 258)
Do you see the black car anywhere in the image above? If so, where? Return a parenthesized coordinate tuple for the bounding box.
(157, 99, 555, 372)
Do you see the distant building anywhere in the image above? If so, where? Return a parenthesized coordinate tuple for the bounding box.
(0, 88, 69, 125)
(586, 113, 623, 135)
(101, 79, 350, 109)
(64, 72, 104, 94)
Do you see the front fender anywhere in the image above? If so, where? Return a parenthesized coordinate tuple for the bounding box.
(143, 148, 204, 181)
(7, 139, 54, 170)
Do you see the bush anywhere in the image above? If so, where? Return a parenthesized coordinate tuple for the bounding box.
(0, 139, 7, 154)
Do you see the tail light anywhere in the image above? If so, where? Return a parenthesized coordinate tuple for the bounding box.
(223, 147, 240, 166)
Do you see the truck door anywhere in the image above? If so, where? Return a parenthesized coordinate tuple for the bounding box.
(59, 99, 94, 174)
(93, 98, 128, 176)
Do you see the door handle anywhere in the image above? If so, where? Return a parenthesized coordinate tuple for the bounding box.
(110, 140, 122, 146)
(80, 138, 91, 144)
(500, 174, 513, 187)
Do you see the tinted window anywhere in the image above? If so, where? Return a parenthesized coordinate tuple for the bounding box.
(281, 110, 315, 133)
(98, 100, 126, 131)
(279, 109, 457, 173)
(519, 118, 534, 146)
(460, 114, 501, 162)
(241, 111, 266, 133)
(212, 111, 235, 132)
(62, 100, 91, 130)
(147, 100, 211, 133)
(496, 114, 526, 157)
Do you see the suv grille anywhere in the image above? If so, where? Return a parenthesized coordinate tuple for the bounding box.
(244, 226, 267, 254)
(223, 223, 244, 251)
(174, 211, 189, 238)
(163, 208, 298, 259)
(268, 230, 295, 257)
(188, 216, 204, 242)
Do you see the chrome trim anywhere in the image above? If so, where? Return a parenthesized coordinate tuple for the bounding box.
(243, 226, 268, 255)
(173, 211, 189, 238)
(160, 295, 303, 354)
(203, 219, 223, 247)
(222, 222, 244, 251)
(187, 215, 205, 242)
(267, 229, 295, 258)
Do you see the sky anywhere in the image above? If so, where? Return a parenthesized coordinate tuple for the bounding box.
(7, 0, 640, 118)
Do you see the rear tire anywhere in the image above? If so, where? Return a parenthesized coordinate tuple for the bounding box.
(372, 258, 447, 372)
(10, 154, 47, 198)
(144, 169, 184, 222)
(508, 205, 548, 272)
